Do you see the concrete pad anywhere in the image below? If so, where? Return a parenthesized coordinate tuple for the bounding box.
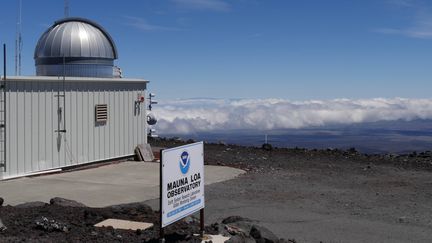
(94, 219, 153, 231)
(0, 162, 245, 207)
(200, 234, 230, 243)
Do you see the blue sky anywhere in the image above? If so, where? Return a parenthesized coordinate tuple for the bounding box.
(0, 0, 431, 100)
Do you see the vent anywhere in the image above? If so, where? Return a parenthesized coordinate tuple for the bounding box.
(95, 104, 108, 123)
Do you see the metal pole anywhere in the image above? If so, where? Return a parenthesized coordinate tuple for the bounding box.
(159, 149, 165, 243)
(62, 55, 66, 132)
(55, 56, 66, 133)
(64, 0, 70, 18)
(57, 72, 61, 133)
(3, 44, 5, 78)
(15, 0, 22, 76)
(200, 208, 205, 238)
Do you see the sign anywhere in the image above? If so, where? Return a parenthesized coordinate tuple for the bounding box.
(161, 142, 204, 228)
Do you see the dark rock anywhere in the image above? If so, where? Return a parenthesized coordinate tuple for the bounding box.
(222, 216, 250, 224)
(218, 141, 228, 146)
(226, 234, 256, 243)
(262, 143, 273, 151)
(209, 222, 220, 232)
(347, 147, 358, 154)
(164, 231, 196, 242)
(49, 197, 86, 207)
(183, 216, 198, 224)
(15, 201, 46, 208)
(0, 218, 6, 231)
(250, 225, 262, 239)
(250, 224, 279, 242)
(107, 202, 153, 213)
(0, 197, 3, 206)
(220, 217, 280, 243)
(229, 221, 255, 235)
(225, 224, 246, 235)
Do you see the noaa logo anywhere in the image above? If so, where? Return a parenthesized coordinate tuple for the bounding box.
(179, 151, 190, 174)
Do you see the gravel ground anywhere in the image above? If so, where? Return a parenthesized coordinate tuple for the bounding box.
(1, 137, 432, 242)
(152, 138, 432, 242)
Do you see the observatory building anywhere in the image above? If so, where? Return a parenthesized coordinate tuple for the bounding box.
(0, 18, 150, 179)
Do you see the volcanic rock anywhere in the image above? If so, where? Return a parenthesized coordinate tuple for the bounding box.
(222, 216, 250, 224)
(15, 201, 46, 208)
(49, 197, 86, 207)
(34, 216, 69, 232)
(0, 218, 6, 231)
(250, 224, 279, 242)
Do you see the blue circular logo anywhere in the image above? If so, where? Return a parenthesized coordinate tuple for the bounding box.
(179, 151, 190, 174)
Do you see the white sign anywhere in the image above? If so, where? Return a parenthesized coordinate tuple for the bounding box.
(161, 142, 205, 228)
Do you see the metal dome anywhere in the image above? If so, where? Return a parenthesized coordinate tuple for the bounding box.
(34, 17, 118, 78)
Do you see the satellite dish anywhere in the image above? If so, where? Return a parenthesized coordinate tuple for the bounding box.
(147, 113, 157, 125)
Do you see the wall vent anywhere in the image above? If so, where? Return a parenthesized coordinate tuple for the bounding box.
(95, 104, 108, 122)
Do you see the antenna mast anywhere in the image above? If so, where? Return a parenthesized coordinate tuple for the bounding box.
(15, 0, 22, 76)
(64, 0, 70, 17)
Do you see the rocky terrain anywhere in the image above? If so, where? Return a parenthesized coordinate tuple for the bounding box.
(1, 137, 432, 242)
(0, 197, 287, 242)
(152, 137, 432, 172)
(152, 138, 432, 242)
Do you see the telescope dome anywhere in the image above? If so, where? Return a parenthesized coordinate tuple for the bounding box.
(34, 17, 118, 78)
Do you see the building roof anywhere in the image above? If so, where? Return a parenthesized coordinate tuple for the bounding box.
(1, 76, 148, 83)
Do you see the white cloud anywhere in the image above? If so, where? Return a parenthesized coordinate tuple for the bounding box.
(123, 16, 183, 32)
(377, 1, 432, 39)
(386, 0, 415, 8)
(172, 0, 231, 12)
(375, 21, 432, 39)
(153, 98, 432, 134)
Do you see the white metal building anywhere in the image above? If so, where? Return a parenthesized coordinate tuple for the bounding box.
(0, 76, 148, 179)
(0, 18, 150, 179)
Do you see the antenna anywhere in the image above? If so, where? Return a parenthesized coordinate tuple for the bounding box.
(64, 0, 70, 17)
(15, 0, 22, 76)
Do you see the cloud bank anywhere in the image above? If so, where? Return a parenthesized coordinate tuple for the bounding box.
(153, 98, 432, 134)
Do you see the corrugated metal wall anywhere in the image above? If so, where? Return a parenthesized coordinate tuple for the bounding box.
(1, 79, 147, 179)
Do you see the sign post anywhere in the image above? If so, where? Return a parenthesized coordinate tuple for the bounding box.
(159, 142, 205, 241)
